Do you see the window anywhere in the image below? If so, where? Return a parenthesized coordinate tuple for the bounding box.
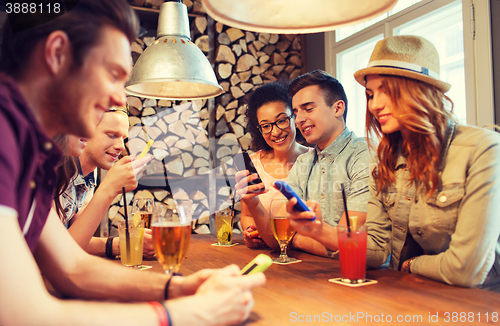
(336, 0, 423, 42)
(326, 0, 494, 136)
(395, 2, 465, 123)
(338, 37, 382, 136)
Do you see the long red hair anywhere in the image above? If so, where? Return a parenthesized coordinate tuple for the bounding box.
(366, 75, 454, 196)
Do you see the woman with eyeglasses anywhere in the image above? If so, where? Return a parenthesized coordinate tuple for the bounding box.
(236, 82, 310, 249)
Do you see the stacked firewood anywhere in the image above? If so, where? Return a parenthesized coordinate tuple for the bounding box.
(107, 2, 304, 234)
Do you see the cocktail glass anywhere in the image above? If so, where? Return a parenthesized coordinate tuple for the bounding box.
(270, 198, 298, 263)
(337, 225, 367, 283)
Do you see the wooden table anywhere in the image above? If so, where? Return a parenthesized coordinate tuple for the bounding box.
(146, 234, 500, 325)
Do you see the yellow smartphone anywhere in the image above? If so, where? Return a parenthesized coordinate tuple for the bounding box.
(241, 254, 272, 275)
(137, 139, 153, 159)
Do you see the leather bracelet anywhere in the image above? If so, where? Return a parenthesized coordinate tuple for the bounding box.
(105, 237, 116, 259)
(164, 273, 182, 300)
(148, 301, 169, 326)
(404, 256, 418, 273)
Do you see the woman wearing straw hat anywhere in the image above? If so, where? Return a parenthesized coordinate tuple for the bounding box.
(354, 35, 500, 290)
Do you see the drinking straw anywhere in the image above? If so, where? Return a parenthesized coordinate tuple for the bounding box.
(138, 130, 153, 160)
(340, 183, 351, 232)
(122, 187, 131, 258)
(137, 139, 153, 160)
(221, 162, 235, 211)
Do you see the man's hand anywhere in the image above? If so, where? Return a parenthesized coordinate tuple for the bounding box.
(166, 265, 265, 326)
(287, 198, 324, 238)
(101, 156, 138, 194)
(101, 155, 153, 195)
(168, 264, 265, 299)
(167, 269, 218, 299)
(131, 154, 153, 180)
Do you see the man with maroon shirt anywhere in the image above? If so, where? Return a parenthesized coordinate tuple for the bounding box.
(0, 1, 264, 325)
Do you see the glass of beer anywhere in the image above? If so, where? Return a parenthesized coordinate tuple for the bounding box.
(270, 198, 298, 263)
(151, 200, 192, 275)
(132, 198, 155, 229)
(337, 225, 367, 284)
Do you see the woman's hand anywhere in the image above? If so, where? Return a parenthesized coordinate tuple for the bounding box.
(243, 225, 268, 249)
(234, 170, 267, 204)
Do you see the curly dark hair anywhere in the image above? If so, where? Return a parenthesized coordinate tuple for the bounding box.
(246, 82, 297, 152)
(288, 70, 348, 123)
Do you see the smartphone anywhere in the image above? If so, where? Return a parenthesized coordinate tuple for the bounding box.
(241, 254, 273, 275)
(233, 151, 264, 190)
(274, 180, 316, 220)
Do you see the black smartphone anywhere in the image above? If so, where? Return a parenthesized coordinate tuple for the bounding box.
(233, 151, 264, 190)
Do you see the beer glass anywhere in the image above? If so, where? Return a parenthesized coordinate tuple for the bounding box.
(151, 200, 192, 275)
(270, 198, 298, 263)
(132, 198, 155, 229)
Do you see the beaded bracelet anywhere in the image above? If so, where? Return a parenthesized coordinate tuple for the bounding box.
(105, 237, 116, 259)
(148, 301, 169, 326)
(160, 301, 173, 326)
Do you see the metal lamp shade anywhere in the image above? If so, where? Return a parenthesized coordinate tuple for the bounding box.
(125, 1, 222, 100)
(201, 0, 398, 34)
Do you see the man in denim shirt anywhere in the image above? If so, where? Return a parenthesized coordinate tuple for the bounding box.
(285, 71, 370, 257)
(236, 71, 370, 257)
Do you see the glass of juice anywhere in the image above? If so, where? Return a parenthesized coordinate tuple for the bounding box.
(337, 225, 367, 284)
(270, 198, 298, 263)
(118, 220, 145, 267)
(151, 201, 192, 275)
(215, 205, 234, 245)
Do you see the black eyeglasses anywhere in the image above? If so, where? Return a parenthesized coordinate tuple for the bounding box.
(257, 114, 295, 134)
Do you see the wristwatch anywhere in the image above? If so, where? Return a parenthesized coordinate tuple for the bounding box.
(404, 256, 417, 273)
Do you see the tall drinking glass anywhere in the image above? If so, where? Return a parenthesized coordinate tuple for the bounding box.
(132, 198, 155, 229)
(270, 198, 298, 263)
(337, 225, 367, 284)
(118, 220, 144, 267)
(151, 200, 192, 275)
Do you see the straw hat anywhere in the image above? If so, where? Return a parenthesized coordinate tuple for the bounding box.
(354, 35, 451, 93)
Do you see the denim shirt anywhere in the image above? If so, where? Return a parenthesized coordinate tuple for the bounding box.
(366, 122, 500, 289)
(287, 128, 370, 226)
(59, 158, 96, 226)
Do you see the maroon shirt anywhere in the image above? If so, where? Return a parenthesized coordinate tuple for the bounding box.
(0, 73, 61, 252)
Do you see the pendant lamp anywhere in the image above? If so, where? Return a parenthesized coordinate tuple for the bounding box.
(125, 0, 222, 100)
(201, 0, 398, 34)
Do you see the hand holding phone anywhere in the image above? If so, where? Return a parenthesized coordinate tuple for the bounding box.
(241, 254, 272, 275)
(234, 151, 264, 192)
(274, 180, 316, 220)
